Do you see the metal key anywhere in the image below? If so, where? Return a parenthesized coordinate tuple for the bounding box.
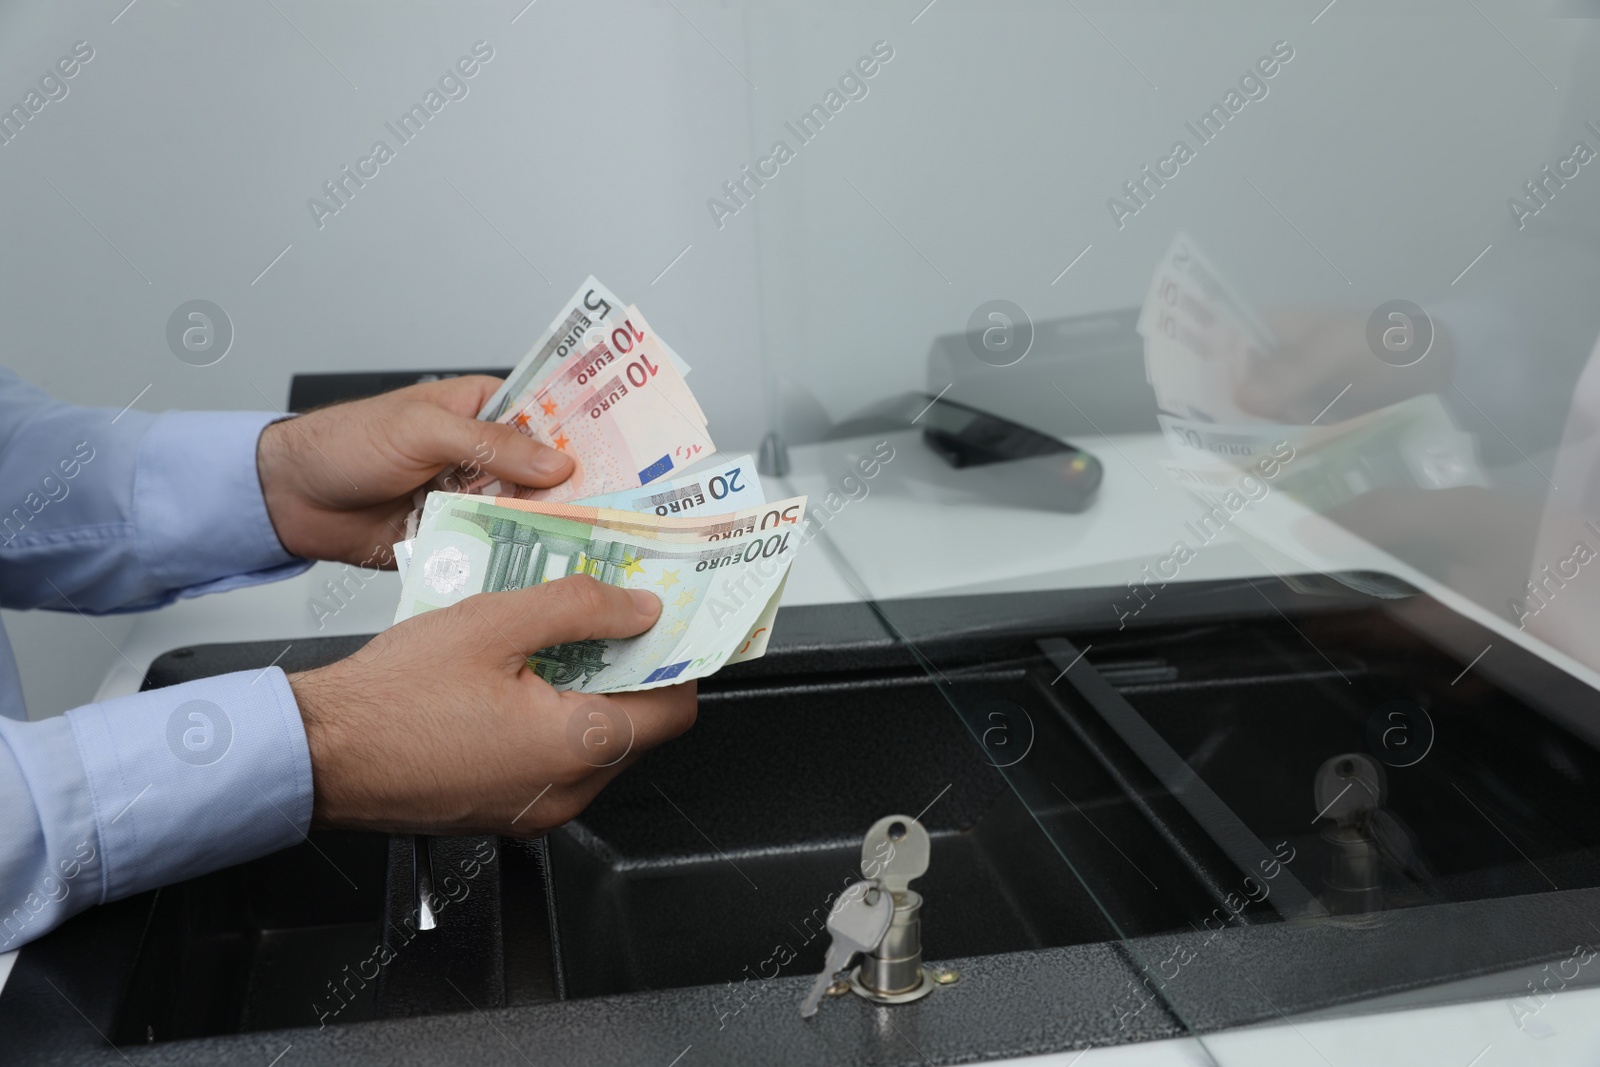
(860, 814, 929, 896)
(1314, 752, 1387, 913)
(1313, 753, 1384, 825)
(798, 880, 893, 1018)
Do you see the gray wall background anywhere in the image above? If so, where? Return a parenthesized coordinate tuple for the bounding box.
(1, 0, 1594, 714)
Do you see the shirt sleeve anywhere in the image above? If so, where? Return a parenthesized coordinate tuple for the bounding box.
(0, 666, 313, 951)
(0, 367, 311, 614)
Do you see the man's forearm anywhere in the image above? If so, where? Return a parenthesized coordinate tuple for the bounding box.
(0, 367, 312, 614)
(0, 667, 312, 952)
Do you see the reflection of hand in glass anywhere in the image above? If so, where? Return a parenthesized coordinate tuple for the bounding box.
(1235, 310, 1451, 425)
(1292, 486, 1543, 611)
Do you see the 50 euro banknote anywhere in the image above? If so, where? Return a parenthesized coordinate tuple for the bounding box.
(394, 492, 804, 692)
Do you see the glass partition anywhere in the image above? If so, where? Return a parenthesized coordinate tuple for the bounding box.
(750, 1, 1600, 1058)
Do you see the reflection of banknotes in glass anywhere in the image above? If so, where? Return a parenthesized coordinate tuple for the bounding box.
(1136, 233, 1273, 349)
(1139, 233, 1487, 510)
(395, 494, 799, 692)
(1160, 394, 1486, 511)
(1138, 233, 1273, 423)
(1143, 330, 1258, 424)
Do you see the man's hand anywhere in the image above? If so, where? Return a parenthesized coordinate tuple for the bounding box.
(256, 375, 573, 565)
(289, 575, 697, 837)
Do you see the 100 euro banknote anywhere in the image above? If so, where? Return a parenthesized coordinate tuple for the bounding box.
(394, 493, 802, 692)
(469, 488, 800, 666)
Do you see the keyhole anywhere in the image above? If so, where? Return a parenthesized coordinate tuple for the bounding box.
(1336, 758, 1355, 777)
(888, 821, 907, 841)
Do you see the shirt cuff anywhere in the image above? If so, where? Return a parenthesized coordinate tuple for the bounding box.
(64, 666, 312, 903)
(134, 411, 302, 592)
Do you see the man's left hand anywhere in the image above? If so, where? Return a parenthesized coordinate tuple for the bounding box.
(256, 375, 572, 566)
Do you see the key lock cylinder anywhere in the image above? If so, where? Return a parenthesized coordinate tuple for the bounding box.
(1312, 751, 1433, 914)
(799, 814, 941, 1019)
(1314, 753, 1386, 913)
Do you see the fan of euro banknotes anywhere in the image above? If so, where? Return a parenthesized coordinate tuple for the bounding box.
(391, 277, 805, 694)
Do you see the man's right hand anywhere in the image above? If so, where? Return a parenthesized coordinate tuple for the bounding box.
(288, 574, 697, 838)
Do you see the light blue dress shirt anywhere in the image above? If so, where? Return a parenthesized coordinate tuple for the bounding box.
(0, 368, 315, 951)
